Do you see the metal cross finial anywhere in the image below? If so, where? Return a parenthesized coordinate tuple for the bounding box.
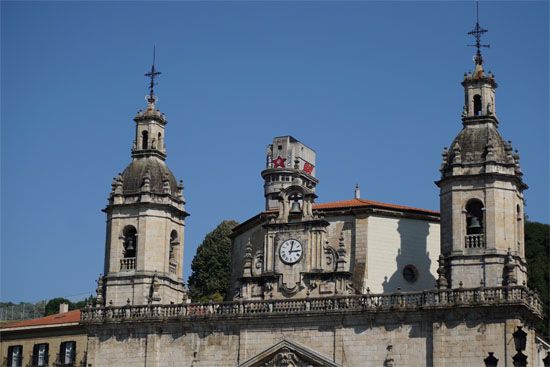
(144, 46, 161, 101)
(467, 2, 490, 65)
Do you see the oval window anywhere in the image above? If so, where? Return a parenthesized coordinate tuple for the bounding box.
(403, 265, 419, 283)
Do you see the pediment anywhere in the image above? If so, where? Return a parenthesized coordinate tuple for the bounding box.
(238, 339, 340, 367)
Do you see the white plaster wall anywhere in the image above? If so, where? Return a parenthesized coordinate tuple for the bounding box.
(366, 216, 440, 293)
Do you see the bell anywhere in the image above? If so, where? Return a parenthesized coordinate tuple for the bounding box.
(290, 200, 301, 214)
(468, 217, 482, 230)
(125, 238, 135, 251)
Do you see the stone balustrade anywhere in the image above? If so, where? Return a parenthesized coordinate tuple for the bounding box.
(465, 234, 485, 248)
(81, 285, 542, 324)
(120, 257, 136, 271)
(169, 261, 177, 274)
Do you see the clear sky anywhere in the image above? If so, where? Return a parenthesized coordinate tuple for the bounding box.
(1, 1, 548, 303)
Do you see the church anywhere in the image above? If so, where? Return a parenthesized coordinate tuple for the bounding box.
(1, 11, 547, 367)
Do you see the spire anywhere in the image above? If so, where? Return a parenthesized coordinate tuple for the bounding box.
(460, 3, 497, 120)
(467, 2, 490, 70)
(144, 46, 161, 105)
(131, 50, 167, 160)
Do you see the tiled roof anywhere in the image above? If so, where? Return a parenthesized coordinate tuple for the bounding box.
(1, 309, 81, 330)
(313, 198, 439, 215)
(233, 197, 439, 235)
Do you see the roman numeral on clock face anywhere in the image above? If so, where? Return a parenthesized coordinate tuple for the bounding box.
(279, 239, 303, 264)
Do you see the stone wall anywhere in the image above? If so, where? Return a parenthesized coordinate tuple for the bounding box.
(366, 216, 440, 293)
(84, 307, 539, 367)
(83, 286, 543, 367)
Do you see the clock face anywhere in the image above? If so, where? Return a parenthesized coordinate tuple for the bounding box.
(279, 239, 303, 264)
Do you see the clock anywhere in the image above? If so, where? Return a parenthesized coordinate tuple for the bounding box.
(279, 239, 303, 264)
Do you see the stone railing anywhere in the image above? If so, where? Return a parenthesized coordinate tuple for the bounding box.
(465, 234, 485, 248)
(169, 261, 177, 274)
(81, 286, 542, 324)
(120, 257, 136, 271)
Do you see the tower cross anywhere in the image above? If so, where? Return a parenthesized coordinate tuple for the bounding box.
(145, 46, 161, 100)
(467, 2, 490, 65)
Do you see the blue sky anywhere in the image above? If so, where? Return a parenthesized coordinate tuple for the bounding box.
(1, 1, 548, 303)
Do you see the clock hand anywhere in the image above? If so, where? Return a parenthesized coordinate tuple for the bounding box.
(289, 241, 294, 253)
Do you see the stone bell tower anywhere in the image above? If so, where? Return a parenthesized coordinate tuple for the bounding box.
(100, 61, 188, 306)
(436, 18, 527, 289)
(236, 136, 352, 300)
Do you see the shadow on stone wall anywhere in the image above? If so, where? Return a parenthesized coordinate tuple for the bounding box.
(382, 219, 435, 293)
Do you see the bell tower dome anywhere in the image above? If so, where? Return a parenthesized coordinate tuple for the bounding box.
(436, 11, 527, 289)
(100, 56, 188, 306)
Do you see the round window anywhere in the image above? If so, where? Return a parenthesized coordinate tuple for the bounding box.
(402, 265, 419, 283)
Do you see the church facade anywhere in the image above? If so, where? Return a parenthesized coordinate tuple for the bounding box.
(35, 17, 543, 367)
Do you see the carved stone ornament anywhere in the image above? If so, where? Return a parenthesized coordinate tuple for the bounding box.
(280, 281, 302, 295)
(141, 170, 151, 193)
(162, 172, 171, 194)
(254, 250, 264, 271)
(261, 348, 305, 367)
(324, 241, 336, 271)
(238, 340, 340, 367)
(95, 274, 104, 306)
(452, 143, 462, 164)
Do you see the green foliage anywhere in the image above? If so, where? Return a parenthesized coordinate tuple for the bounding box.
(188, 220, 239, 302)
(45, 297, 74, 315)
(73, 296, 97, 309)
(525, 220, 549, 339)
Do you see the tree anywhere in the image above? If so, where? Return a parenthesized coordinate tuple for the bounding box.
(524, 220, 549, 339)
(44, 298, 74, 315)
(73, 296, 96, 309)
(188, 220, 238, 302)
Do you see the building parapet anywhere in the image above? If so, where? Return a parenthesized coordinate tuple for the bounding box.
(81, 285, 542, 324)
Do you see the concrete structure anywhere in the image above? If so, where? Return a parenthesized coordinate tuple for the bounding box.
(0, 307, 86, 367)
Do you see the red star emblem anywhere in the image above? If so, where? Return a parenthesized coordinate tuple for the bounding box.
(273, 156, 286, 168)
(303, 162, 314, 175)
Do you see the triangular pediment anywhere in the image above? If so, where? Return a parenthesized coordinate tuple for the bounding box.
(238, 339, 340, 367)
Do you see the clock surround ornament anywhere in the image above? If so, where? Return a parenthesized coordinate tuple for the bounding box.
(279, 239, 303, 265)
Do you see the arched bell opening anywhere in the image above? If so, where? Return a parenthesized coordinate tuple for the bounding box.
(465, 199, 485, 249)
(466, 200, 484, 234)
(473, 94, 482, 116)
(169, 230, 178, 261)
(120, 225, 138, 271)
(168, 230, 179, 274)
(288, 193, 303, 215)
(141, 131, 149, 149)
(122, 226, 137, 258)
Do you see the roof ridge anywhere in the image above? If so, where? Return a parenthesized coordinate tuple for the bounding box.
(1, 309, 81, 329)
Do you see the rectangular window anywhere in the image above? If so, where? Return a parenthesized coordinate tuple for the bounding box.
(59, 341, 76, 365)
(32, 343, 49, 367)
(7, 345, 22, 367)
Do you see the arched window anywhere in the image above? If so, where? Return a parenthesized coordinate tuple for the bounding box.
(158, 132, 162, 149)
(122, 226, 137, 258)
(465, 200, 484, 235)
(516, 204, 522, 251)
(473, 95, 482, 116)
(169, 230, 178, 261)
(142, 131, 149, 150)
